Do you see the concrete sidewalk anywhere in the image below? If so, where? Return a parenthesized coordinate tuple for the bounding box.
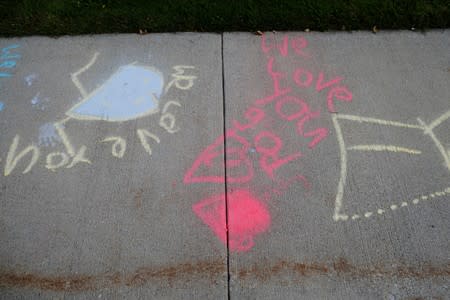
(0, 31, 449, 299)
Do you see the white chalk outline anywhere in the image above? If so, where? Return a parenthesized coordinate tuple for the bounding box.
(347, 145, 421, 155)
(71, 52, 100, 98)
(332, 112, 450, 222)
(349, 187, 450, 221)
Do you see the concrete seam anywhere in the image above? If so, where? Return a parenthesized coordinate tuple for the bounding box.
(221, 32, 231, 300)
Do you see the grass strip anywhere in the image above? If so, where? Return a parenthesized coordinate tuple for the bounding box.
(1, 0, 449, 36)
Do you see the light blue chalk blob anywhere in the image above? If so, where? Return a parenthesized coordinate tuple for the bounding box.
(0, 101, 4, 111)
(67, 65, 164, 122)
(38, 123, 62, 147)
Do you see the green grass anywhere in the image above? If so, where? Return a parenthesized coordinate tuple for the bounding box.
(1, 0, 449, 36)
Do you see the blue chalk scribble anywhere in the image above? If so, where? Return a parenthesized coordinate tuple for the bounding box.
(67, 65, 164, 122)
(1, 44, 20, 59)
(38, 123, 62, 147)
(0, 101, 4, 111)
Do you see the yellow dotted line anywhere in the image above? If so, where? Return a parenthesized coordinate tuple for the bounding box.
(349, 187, 450, 221)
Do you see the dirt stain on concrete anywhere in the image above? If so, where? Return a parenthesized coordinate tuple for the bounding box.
(133, 188, 143, 209)
(0, 258, 448, 291)
(237, 257, 449, 282)
(0, 259, 225, 292)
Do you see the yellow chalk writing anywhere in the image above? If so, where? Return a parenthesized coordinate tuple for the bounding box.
(165, 65, 196, 93)
(66, 146, 91, 168)
(159, 101, 181, 134)
(46, 152, 70, 171)
(4, 135, 40, 176)
(137, 129, 160, 156)
(101, 137, 126, 158)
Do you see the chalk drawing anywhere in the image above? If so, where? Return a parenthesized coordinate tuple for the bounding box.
(136, 129, 160, 156)
(1, 44, 20, 60)
(165, 65, 197, 93)
(331, 112, 450, 222)
(4, 135, 40, 176)
(192, 189, 271, 252)
(186, 34, 342, 252)
(255, 57, 291, 106)
(41, 122, 91, 171)
(261, 33, 310, 58)
(24, 73, 37, 86)
(347, 145, 422, 155)
(417, 117, 450, 171)
(68, 61, 163, 122)
(184, 130, 254, 184)
(254, 130, 302, 178)
(45, 152, 70, 171)
(101, 137, 126, 158)
(71, 52, 99, 98)
(65, 146, 91, 168)
(233, 107, 266, 131)
(31, 92, 49, 111)
(349, 187, 450, 221)
(159, 100, 181, 133)
(38, 123, 62, 147)
(1, 49, 196, 176)
(0, 44, 21, 112)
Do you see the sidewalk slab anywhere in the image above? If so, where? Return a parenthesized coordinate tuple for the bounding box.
(222, 31, 450, 299)
(0, 30, 449, 299)
(0, 33, 226, 299)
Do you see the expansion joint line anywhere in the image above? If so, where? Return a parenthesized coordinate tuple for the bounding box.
(221, 33, 231, 300)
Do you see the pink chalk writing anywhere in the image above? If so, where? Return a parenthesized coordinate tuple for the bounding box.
(192, 189, 271, 252)
(184, 130, 254, 184)
(255, 57, 291, 106)
(261, 34, 289, 57)
(314, 72, 343, 92)
(232, 106, 265, 131)
(275, 95, 309, 121)
(326, 86, 353, 113)
(186, 33, 353, 252)
(293, 68, 314, 88)
(254, 131, 302, 178)
(261, 34, 310, 58)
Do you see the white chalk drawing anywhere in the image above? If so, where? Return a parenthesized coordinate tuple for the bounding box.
(332, 110, 450, 222)
(101, 137, 126, 158)
(30, 92, 49, 111)
(165, 65, 197, 93)
(24, 73, 37, 86)
(4, 135, 40, 176)
(67, 53, 164, 122)
(137, 129, 160, 156)
(45, 52, 188, 171)
(159, 100, 181, 134)
(2, 51, 196, 176)
(348, 187, 450, 220)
